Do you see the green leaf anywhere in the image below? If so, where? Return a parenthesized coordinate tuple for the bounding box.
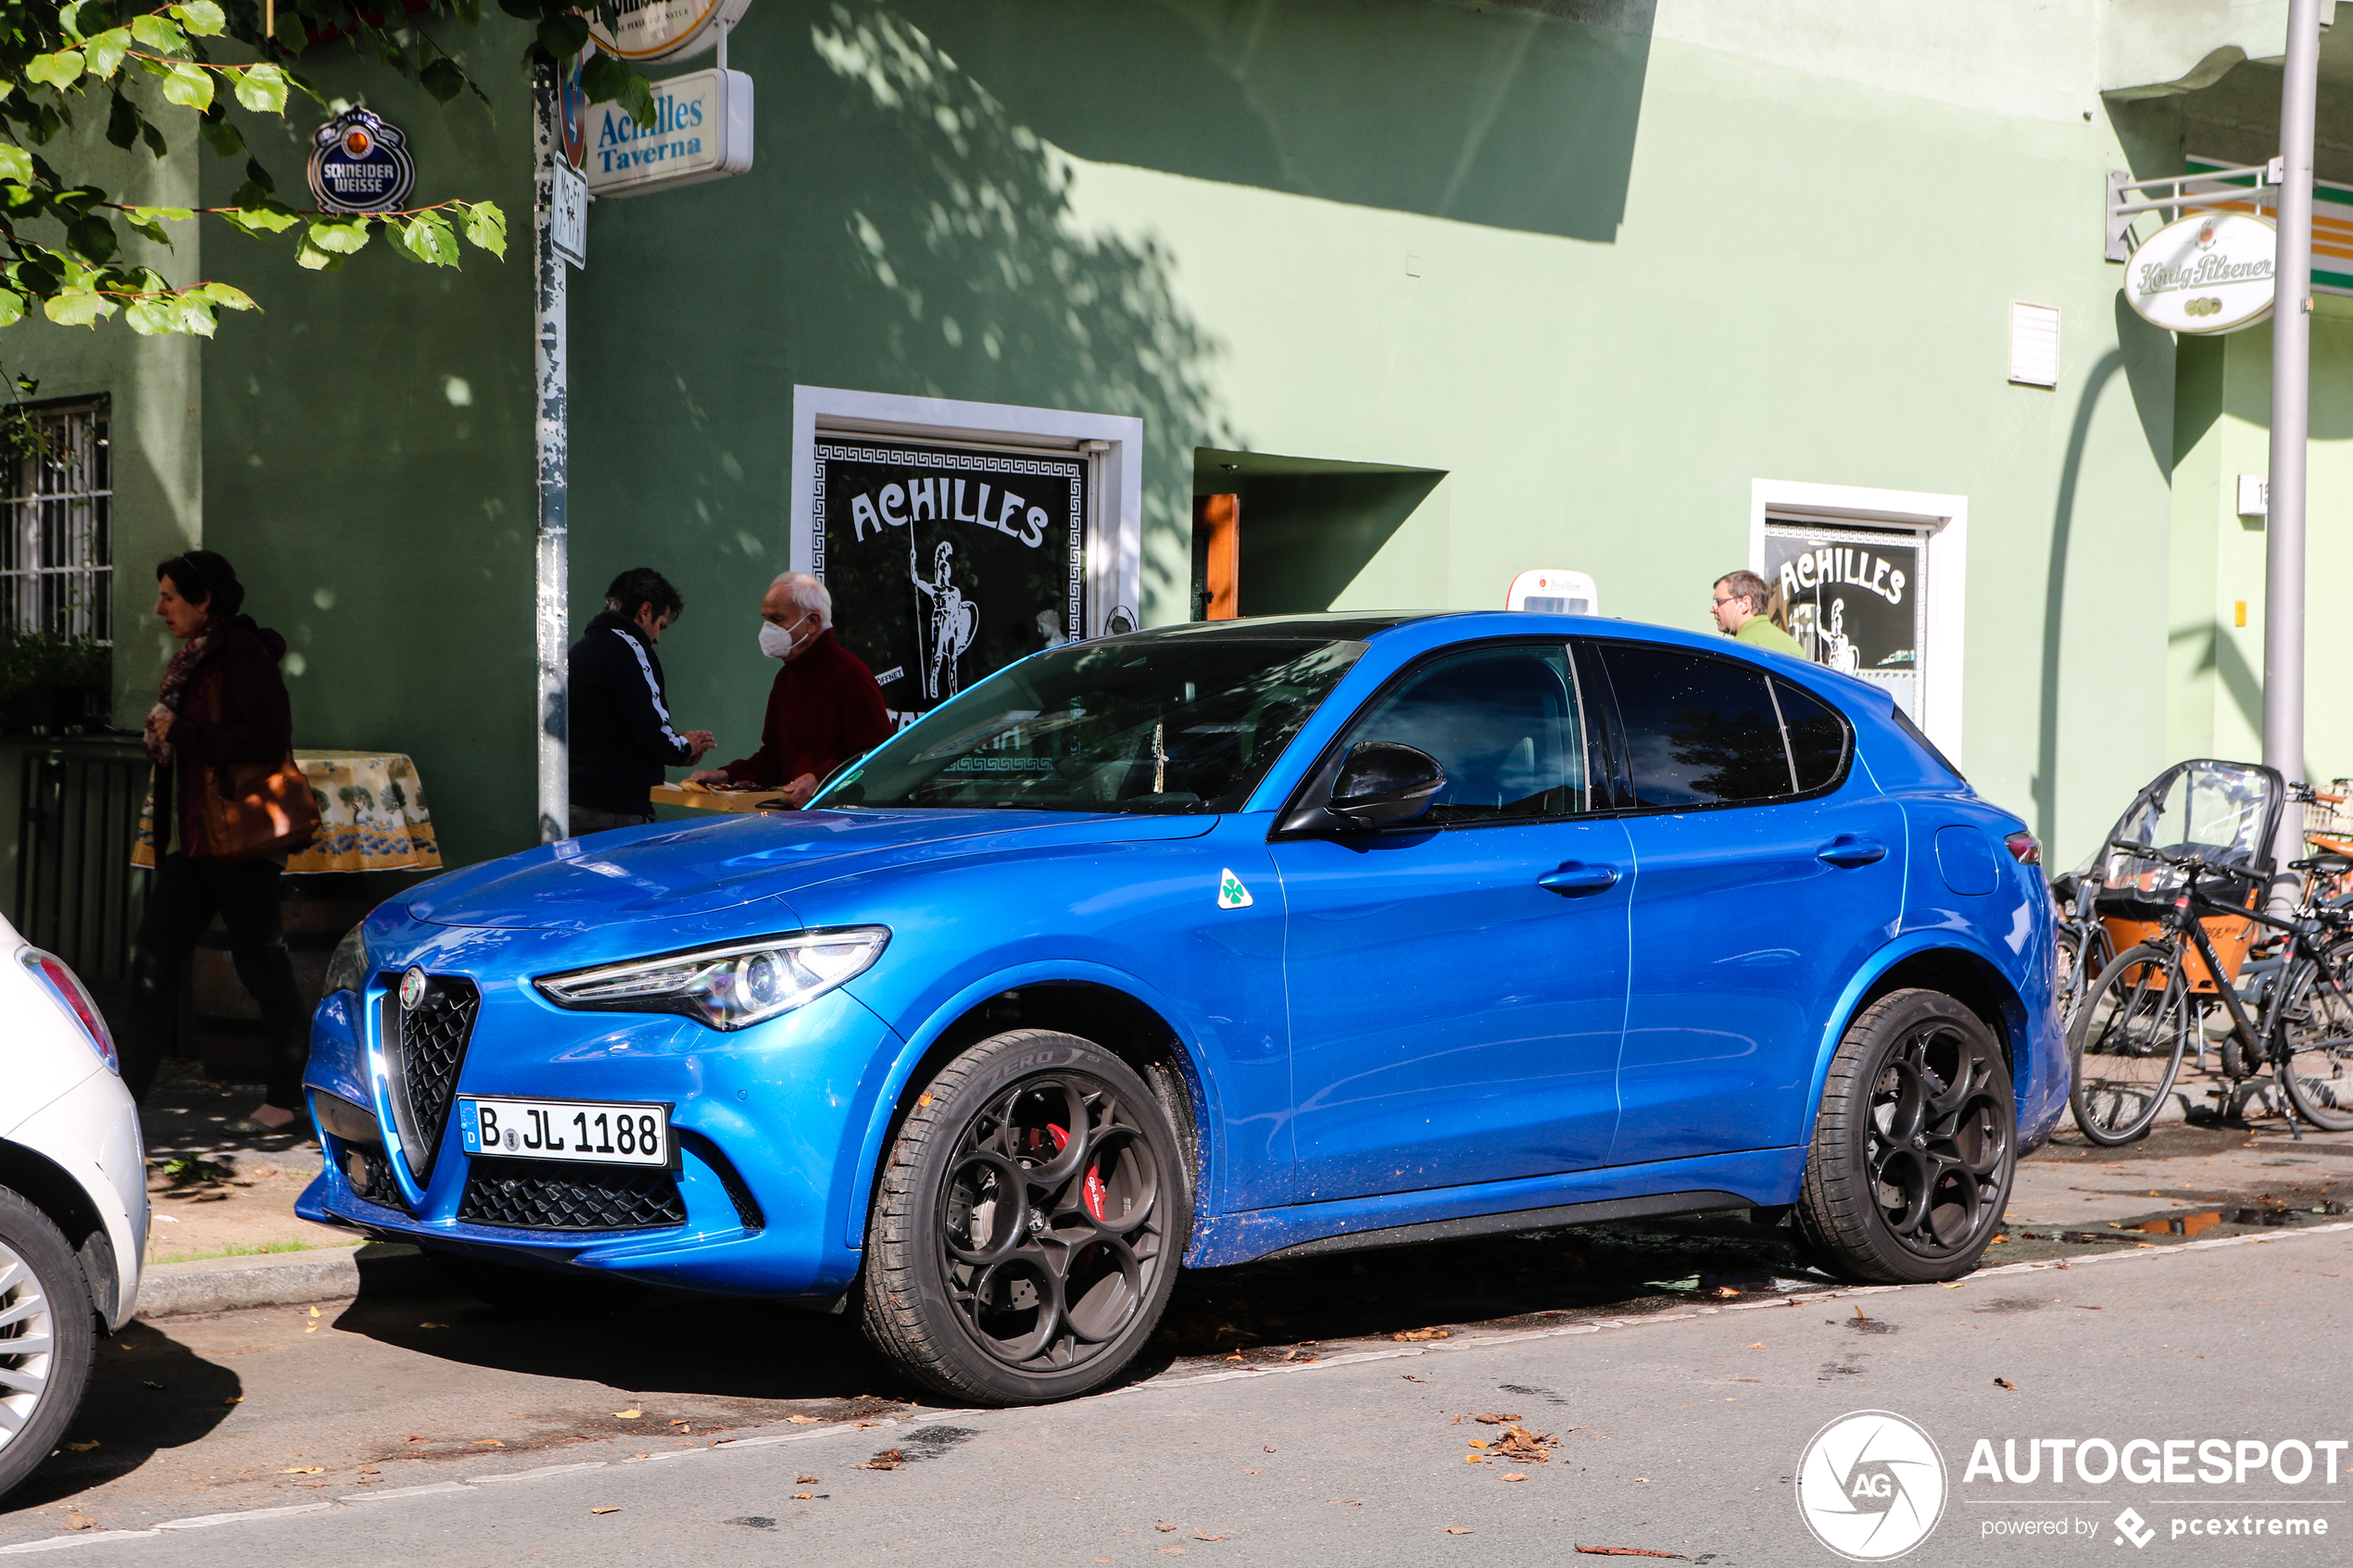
(66, 214, 117, 264)
(83, 29, 134, 81)
(459, 200, 506, 257)
(105, 87, 138, 148)
(273, 5, 306, 52)
(140, 119, 168, 158)
(128, 205, 195, 223)
(159, 61, 213, 111)
(124, 294, 180, 334)
(198, 280, 257, 310)
(535, 14, 588, 57)
(579, 52, 656, 128)
(393, 212, 459, 266)
(240, 156, 276, 194)
(0, 290, 25, 329)
(170, 2, 228, 37)
(44, 289, 115, 326)
(26, 51, 87, 91)
(0, 145, 31, 185)
(294, 233, 345, 270)
(228, 63, 287, 114)
(305, 217, 371, 255)
(57, 1, 94, 42)
(496, 0, 538, 19)
(124, 215, 170, 246)
(131, 16, 189, 52)
(419, 57, 463, 104)
(216, 204, 297, 236)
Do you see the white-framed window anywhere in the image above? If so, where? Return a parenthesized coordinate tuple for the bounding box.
(1748, 479, 1967, 764)
(788, 385, 1143, 729)
(0, 398, 112, 643)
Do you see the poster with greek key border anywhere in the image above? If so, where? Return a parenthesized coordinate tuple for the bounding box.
(814, 442, 1086, 730)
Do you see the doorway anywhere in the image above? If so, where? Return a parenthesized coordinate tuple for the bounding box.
(1190, 448, 1445, 621)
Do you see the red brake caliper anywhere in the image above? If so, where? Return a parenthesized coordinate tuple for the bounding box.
(1047, 1124, 1109, 1222)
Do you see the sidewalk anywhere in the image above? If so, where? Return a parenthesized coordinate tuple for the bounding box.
(138, 1060, 354, 1269)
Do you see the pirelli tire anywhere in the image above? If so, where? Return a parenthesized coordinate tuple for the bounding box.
(860, 1030, 1190, 1406)
(1794, 988, 2017, 1285)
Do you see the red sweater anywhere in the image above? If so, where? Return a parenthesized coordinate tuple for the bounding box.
(719, 629, 894, 789)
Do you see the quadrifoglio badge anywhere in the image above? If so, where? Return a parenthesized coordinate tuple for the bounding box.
(1798, 1411, 2347, 1559)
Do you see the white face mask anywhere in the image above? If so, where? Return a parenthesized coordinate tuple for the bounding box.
(759, 621, 796, 660)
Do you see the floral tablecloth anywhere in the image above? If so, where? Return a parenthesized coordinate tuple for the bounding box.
(133, 749, 444, 873)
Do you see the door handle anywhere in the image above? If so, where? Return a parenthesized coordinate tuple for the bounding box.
(1539, 861, 1621, 897)
(1818, 835, 1889, 870)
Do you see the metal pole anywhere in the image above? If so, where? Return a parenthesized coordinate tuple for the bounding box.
(532, 60, 570, 845)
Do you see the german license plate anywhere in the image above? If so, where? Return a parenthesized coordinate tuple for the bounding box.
(458, 1097, 670, 1167)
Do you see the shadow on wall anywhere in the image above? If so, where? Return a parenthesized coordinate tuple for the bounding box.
(790, 0, 1242, 616)
(1192, 448, 1445, 617)
(896, 0, 1655, 243)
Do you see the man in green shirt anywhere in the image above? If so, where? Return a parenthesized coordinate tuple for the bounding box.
(1711, 569, 1806, 657)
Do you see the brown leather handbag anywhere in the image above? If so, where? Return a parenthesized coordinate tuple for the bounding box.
(198, 753, 321, 862)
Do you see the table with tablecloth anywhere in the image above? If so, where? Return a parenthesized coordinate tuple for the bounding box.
(132, 749, 444, 872)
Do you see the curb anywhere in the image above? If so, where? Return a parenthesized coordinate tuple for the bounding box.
(132, 1242, 434, 1319)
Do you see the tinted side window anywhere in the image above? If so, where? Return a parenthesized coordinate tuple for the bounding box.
(1774, 679, 1851, 792)
(1600, 645, 1793, 808)
(1340, 645, 1588, 824)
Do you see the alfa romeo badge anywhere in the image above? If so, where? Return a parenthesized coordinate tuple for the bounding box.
(397, 967, 428, 1010)
(308, 107, 415, 214)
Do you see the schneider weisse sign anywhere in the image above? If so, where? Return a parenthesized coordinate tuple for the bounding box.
(813, 442, 1086, 727)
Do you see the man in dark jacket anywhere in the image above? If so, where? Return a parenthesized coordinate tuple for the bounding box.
(567, 568, 715, 835)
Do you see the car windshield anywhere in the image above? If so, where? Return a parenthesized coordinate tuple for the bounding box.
(816, 635, 1367, 814)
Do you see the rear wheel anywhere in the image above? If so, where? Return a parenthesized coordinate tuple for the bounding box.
(861, 1030, 1189, 1405)
(2277, 940, 2353, 1132)
(1795, 989, 2015, 1285)
(2070, 945, 2191, 1145)
(0, 1186, 97, 1503)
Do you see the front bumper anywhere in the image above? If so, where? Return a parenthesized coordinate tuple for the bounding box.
(296, 918, 902, 1301)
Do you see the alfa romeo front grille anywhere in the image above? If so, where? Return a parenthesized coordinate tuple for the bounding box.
(347, 1144, 405, 1210)
(457, 1158, 687, 1232)
(380, 974, 480, 1183)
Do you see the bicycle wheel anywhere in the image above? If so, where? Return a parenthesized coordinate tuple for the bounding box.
(2069, 944, 2192, 1144)
(2277, 938, 2353, 1132)
(2057, 922, 2114, 1029)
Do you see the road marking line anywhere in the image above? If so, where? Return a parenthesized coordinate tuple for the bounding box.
(467, 1462, 609, 1485)
(157, 1504, 334, 1529)
(336, 1482, 472, 1501)
(0, 1535, 161, 1555)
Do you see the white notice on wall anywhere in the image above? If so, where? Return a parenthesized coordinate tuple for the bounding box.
(583, 69, 754, 198)
(2008, 302, 2059, 387)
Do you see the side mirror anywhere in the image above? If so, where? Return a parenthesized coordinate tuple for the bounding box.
(1328, 741, 1445, 829)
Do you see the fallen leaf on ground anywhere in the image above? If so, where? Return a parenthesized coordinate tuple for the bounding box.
(281, 1466, 325, 1475)
(857, 1449, 905, 1471)
(62, 1514, 96, 1531)
(305, 1323, 319, 1334)
(613, 1411, 643, 1420)
(225, 1398, 243, 1406)
(1938, 1282, 1963, 1289)
(1474, 1412, 1522, 1425)
(797, 1474, 818, 1485)
(793, 1492, 814, 1500)
(62, 1441, 98, 1451)
(1464, 1453, 1486, 1464)
(1574, 1548, 1687, 1559)
(1466, 1439, 1491, 1449)
(1443, 1526, 1474, 1535)
(472, 1439, 504, 1447)
(1994, 1377, 2018, 1391)
(1390, 1327, 1450, 1341)
(1712, 1286, 1740, 1298)
(669, 1420, 691, 1428)
(1633, 1476, 1651, 1483)
(358, 1467, 379, 1475)
(1503, 1473, 1529, 1482)
(1402, 1374, 1427, 1383)
(786, 1415, 822, 1425)
(307, 1307, 321, 1319)
(1196, 1531, 1231, 1541)
(1746, 1343, 1763, 1349)
(1262, 1445, 1276, 1453)
(592, 1507, 620, 1514)
(1156, 1521, 1178, 1533)
(1243, 1468, 1259, 1474)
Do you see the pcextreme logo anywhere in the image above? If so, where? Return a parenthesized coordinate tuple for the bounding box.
(1797, 1411, 1948, 1562)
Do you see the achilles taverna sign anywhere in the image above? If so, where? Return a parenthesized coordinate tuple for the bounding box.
(2124, 209, 2277, 334)
(583, 68, 753, 198)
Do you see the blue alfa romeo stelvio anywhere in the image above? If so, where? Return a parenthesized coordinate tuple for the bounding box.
(299, 612, 2062, 1404)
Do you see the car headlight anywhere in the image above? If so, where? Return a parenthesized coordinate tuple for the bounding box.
(533, 927, 890, 1031)
(323, 924, 369, 997)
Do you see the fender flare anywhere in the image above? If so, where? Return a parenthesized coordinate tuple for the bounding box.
(1793, 931, 2038, 1153)
(839, 960, 1224, 1250)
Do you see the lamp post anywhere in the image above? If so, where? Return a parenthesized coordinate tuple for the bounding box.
(2268, 0, 2327, 882)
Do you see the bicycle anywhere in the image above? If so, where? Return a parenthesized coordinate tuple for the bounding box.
(2050, 870, 2112, 1030)
(2067, 842, 2353, 1145)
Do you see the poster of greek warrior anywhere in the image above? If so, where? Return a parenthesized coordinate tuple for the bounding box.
(812, 442, 1086, 727)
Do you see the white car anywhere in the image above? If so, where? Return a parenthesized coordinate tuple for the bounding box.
(0, 914, 145, 1501)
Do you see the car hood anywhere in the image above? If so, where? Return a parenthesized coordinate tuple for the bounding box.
(407, 809, 1220, 931)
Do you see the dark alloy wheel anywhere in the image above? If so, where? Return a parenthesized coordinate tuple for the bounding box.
(1795, 988, 2017, 1285)
(861, 1030, 1189, 1405)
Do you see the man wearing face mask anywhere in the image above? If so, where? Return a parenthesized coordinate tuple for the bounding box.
(687, 571, 891, 808)
(567, 567, 717, 835)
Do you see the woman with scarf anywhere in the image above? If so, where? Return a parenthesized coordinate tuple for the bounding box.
(122, 550, 315, 1132)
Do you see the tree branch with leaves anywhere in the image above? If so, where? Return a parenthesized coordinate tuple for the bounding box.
(0, 0, 652, 334)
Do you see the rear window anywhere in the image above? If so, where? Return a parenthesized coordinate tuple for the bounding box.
(1886, 700, 1963, 784)
(1599, 645, 1793, 808)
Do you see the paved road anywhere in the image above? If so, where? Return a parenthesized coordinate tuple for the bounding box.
(6, 1124, 2352, 1565)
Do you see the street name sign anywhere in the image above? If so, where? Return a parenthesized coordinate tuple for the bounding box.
(582, 68, 754, 198)
(2124, 210, 2277, 334)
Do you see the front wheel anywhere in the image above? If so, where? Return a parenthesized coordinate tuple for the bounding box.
(2277, 940, 2353, 1132)
(2069, 945, 2190, 1145)
(1794, 988, 2016, 1285)
(861, 1030, 1190, 1405)
(0, 1186, 98, 1504)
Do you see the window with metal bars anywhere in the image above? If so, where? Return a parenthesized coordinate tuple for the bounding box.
(0, 399, 113, 644)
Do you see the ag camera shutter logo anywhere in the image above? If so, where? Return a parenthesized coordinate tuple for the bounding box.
(1796, 1411, 1947, 1561)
